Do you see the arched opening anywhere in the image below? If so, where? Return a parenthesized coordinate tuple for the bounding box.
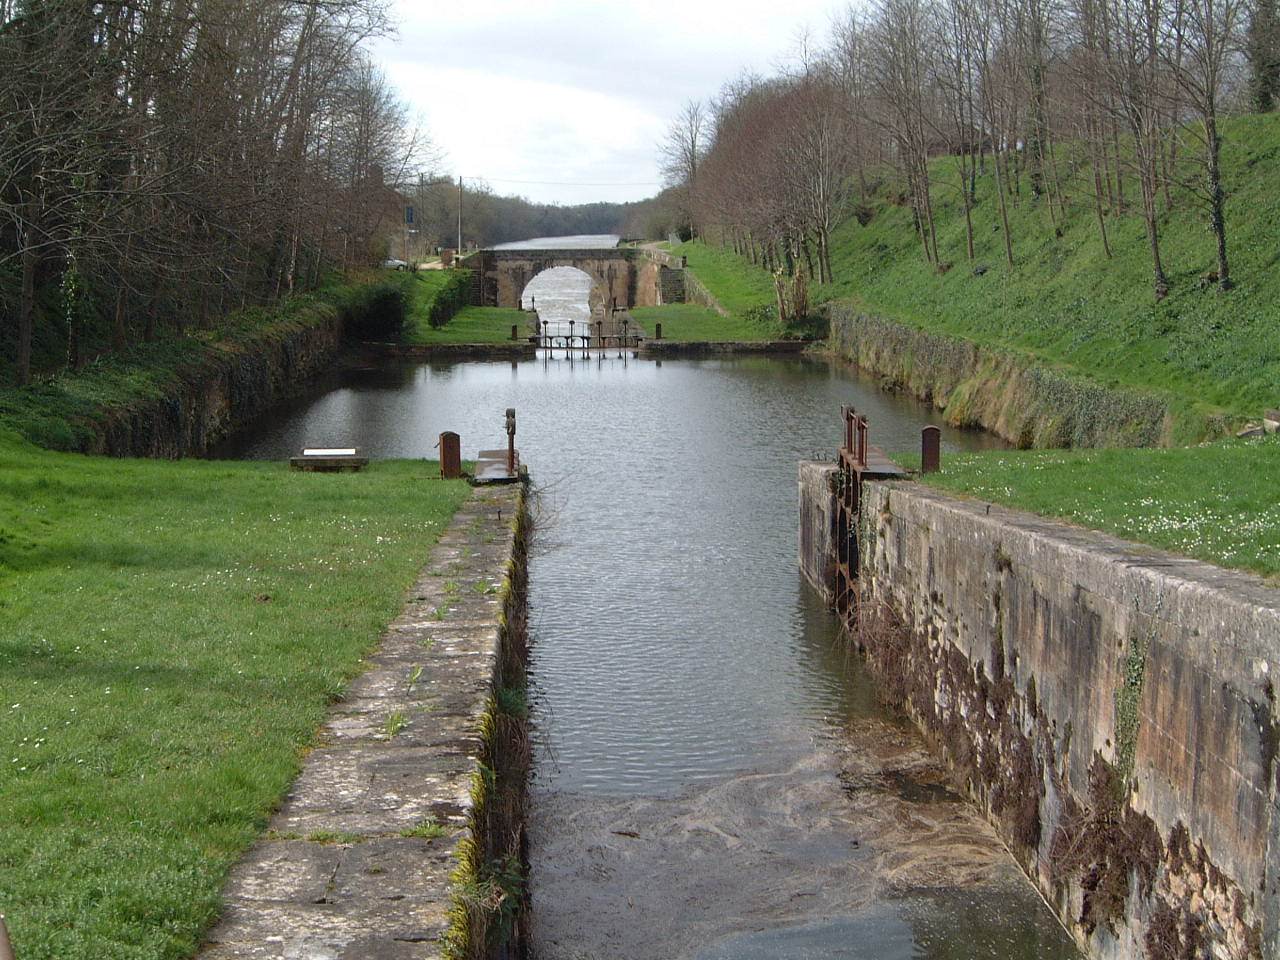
(519, 266, 603, 338)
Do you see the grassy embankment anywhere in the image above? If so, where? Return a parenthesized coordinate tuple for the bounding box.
(0, 276, 401, 451)
(683, 114, 1280, 421)
(630, 303, 778, 341)
(0, 273, 478, 957)
(398, 270, 528, 345)
(643, 243, 786, 341)
(894, 438, 1280, 579)
(679, 114, 1280, 575)
(0, 431, 471, 960)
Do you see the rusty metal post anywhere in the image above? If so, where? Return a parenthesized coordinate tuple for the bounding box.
(655, 321, 663, 340)
(510, 324, 518, 341)
(439, 432, 461, 479)
(921, 426, 941, 474)
(505, 408, 516, 476)
(856, 415, 868, 466)
(842, 406, 854, 455)
(595, 319, 603, 348)
(0, 914, 14, 960)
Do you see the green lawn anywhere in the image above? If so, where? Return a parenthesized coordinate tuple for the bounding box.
(406, 305, 529, 345)
(0, 432, 471, 959)
(683, 114, 1280, 420)
(630, 304, 780, 342)
(901, 438, 1280, 579)
(670, 241, 779, 321)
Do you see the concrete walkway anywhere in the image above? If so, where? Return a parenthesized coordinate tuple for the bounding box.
(198, 484, 522, 960)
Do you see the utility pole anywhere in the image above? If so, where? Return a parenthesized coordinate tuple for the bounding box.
(457, 177, 463, 254)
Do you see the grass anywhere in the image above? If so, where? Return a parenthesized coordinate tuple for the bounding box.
(405, 305, 529, 345)
(687, 113, 1280, 420)
(0, 280, 371, 451)
(399, 818, 449, 840)
(670, 240, 778, 321)
(0, 431, 471, 959)
(630, 303, 780, 342)
(900, 436, 1280, 579)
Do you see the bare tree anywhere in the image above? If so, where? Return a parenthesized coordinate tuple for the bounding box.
(1169, 0, 1247, 289)
(658, 99, 707, 239)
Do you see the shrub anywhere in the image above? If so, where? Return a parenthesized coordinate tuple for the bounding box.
(342, 281, 407, 341)
(425, 271, 472, 329)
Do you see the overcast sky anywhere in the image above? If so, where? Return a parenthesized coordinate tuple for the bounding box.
(368, 1, 846, 206)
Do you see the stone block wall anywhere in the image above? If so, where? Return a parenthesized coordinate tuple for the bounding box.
(798, 461, 838, 606)
(851, 481, 1280, 959)
(658, 265, 686, 304)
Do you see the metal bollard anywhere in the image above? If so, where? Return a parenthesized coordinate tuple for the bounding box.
(0, 914, 14, 960)
(505, 408, 516, 476)
(921, 425, 941, 474)
(439, 432, 461, 479)
(510, 324, 518, 341)
(655, 321, 663, 340)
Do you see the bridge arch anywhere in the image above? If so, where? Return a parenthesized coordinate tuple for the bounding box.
(519, 265, 606, 324)
(463, 246, 686, 311)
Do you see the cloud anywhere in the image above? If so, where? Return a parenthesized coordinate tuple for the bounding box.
(368, 0, 843, 205)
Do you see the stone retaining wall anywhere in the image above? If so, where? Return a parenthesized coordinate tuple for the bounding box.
(823, 304, 1227, 447)
(638, 339, 809, 359)
(86, 307, 344, 458)
(836, 480, 1280, 959)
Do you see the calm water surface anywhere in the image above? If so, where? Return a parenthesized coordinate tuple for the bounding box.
(219, 253, 1076, 958)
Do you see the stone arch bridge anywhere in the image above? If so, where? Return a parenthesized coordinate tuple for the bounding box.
(460, 246, 687, 310)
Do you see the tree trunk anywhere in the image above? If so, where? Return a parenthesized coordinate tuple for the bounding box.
(1204, 112, 1231, 290)
(959, 164, 975, 261)
(18, 227, 36, 386)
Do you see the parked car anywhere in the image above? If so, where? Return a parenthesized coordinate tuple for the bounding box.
(381, 258, 408, 270)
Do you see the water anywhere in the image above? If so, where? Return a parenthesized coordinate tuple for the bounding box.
(494, 234, 621, 250)
(520, 266, 594, 322)
(217, 249, 1079, 959)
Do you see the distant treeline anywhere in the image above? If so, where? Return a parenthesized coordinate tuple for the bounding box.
(401, 179, 657, 250)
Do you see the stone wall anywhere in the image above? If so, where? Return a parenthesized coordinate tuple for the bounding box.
(658, 265, 686, 304)
(86, 306, 344, 458)
(823, 303, 1229, 447)
(798, 461, 838, 606)
(842, 480, 1280, 959)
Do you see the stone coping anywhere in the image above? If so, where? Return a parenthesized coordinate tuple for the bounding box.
(197, 484, 524, 959)
(638, 339, 813, 359)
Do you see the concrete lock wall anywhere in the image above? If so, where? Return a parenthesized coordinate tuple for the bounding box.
(798, 461, 839, 607)
(799, 471, 1280, 959)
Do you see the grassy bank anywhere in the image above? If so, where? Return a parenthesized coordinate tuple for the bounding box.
(685, 114, 1280, 421)
(399, 270, 473, 338)
(0, 277, 397, 452)
(0, 431, 471, 959)
(406, 306, 528, 345)
(898, 438, 1280, 579)
(630, 303, 779, 341)
(671, 242, 777, 321)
